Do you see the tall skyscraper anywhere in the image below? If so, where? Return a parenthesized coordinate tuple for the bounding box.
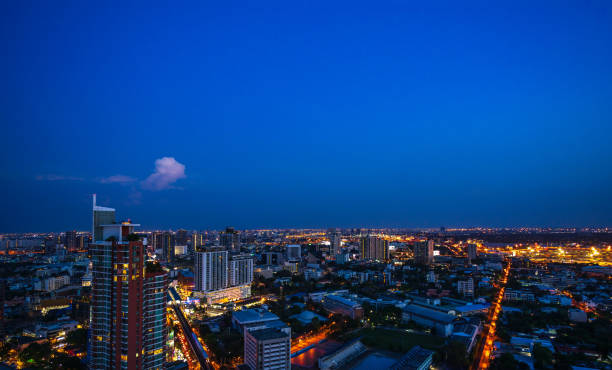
(192, 232, 204, 249)
(194, 248, 229, 292)
(467, 244, 478, 262)
(230, 254, 254, 286)
(244, 327, 291, 370)
(360, 235, 389, 261)
(143, 264, 169, 369)
(64, 230, 77, 251)
(161, 232, 175, 263)
(92, 194, 116, 242)
(414, 240, 434, 265)
(175, 229, 188, 246)
(220, 227, 240, 252)
(328, 228, 342, 256)
(89, 197, 168, 370)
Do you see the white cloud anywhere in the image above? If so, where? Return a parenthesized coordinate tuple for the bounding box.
(100, 175, 137, 184)
(141, 157, 186, 190)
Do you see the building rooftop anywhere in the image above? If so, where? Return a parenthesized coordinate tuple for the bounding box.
(455, 303, 490, 313)
(324, 294, 362, 308)
(403, 304, 456, 324)
(390, 345, 434, 370)
(247, 327, 289, 341)
(290, 310, 328, 325)
(233, 309, 279, 324)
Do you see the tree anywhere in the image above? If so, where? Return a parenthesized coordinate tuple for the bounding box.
(311, 317, 321, 332)
(66, 328, 88, 348)
(19, 342, 52, 367)
(490, 353, 529, 370)
(443, 341, 469, 370)
(0, 340, 11, 362)
(532, 343, 553, 370)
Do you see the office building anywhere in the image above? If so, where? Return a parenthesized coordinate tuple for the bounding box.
(220, 227, 240, 252)
(89, 196, 168, 369)
(414, 240, 434, 265)
(286, 244, 301, 262)
(244, 327, 291, 370)
(457, 278, 474, 297)
(401, 305, 455, 337)
(360, 235, 389, 261)
(322, 295, 364, 319)
(194, 248, 228, 292)
(328, 228, 342, 256)
(230, 254, 254, 286)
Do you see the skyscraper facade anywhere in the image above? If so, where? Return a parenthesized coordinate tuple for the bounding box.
(143, 264, 169, 369)
(360, 235, 389, 261)
(192, 232, 204, 249)
(175, 229, 188, 246)
(467, 244, 478, 262)
(161, 232, 175, 263)
(89, 197, 167, 370)
(244, 328, 291, 370)
(230, 254, 254, 286)
(328, 229, 342, 256)
(64, 230, 77, 251)
(414, 240, 434, 265)
(194, 248, 229, 292)
(220, 227, 240, 252)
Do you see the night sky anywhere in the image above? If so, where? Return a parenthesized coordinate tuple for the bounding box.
(1, 1, 611, 232)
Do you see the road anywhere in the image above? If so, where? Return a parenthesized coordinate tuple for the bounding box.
(471, 262, 510, 370)
(169, 288, 213, 370)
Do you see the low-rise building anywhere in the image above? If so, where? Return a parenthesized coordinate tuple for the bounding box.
(322, 294, 364, 319)
(390, 345, 434, 370)
(401, 304, 456, 337)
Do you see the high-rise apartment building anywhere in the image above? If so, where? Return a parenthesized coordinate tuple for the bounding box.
(89, 196, 168, 370)
(161, 232, 175, 263)
(230, 254, 254, 286)
(143, 264, 169, 369)
(244, 327, 291, 370)
(360, 235, 389, 261)
(328, 229, 342, 256)
(220, 227, 240, 252)
(192, 232, 204, 249)
(194, 248, 229, 292)
(414, 240, 434, 265)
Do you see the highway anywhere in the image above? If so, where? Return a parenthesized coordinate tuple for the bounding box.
(471, 262, 510, 370)
(169, 288, 213, 370)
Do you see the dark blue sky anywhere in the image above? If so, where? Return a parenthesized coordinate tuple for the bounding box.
(1, 1, 611, 232)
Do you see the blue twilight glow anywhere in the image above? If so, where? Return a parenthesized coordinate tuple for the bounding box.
(1, 1, 611, 231)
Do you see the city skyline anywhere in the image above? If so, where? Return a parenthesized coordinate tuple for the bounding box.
(2, 2, 612, 232)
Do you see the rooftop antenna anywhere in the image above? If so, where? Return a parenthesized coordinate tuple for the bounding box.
(93, 193, 97, 208)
